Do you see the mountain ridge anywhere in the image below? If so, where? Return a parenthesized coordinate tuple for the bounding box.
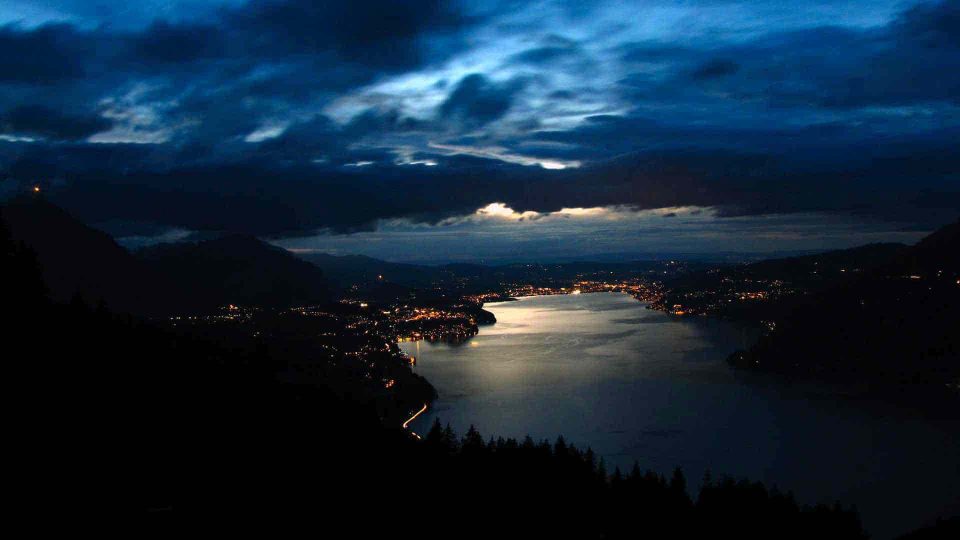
(1, 198, 331, 314)
(728, 217, 960, 394)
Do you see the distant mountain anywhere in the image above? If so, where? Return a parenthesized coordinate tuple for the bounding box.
(1, 197, 167, 315)
(301, 252, 697, 300)
(743, 242, 909, 276)
(301, 252, 440, 290)
(300, 253, 517, 300)
(669, 242, 908, 291)
(656, 242, 909, 319)
(887, 219, 960, 276)
(1, 198, 332, 314)
(729, 219, 960, 395)
(138, 235, 331, 310)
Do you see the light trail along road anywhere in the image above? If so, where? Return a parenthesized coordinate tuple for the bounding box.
(403, 403, 428, 439)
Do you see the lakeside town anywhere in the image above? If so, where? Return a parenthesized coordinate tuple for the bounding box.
(162, 266, 800, 360)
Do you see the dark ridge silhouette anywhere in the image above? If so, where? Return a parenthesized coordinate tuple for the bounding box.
(2, 198, 332, 315)
(1, 196, 167, 315)
(894, 517, 960, 539)
(744, 242, 909, 275)
(301, 251, 439, 289)
(889, 219, 960, 276)
(657, 242, 909, 320)
(137, 234, 332, 311)
(728, 219, 960, 400)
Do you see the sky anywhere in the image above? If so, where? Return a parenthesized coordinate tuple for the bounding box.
(0, 0, 958, 262)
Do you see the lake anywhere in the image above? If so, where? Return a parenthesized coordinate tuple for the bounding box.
(400, 292, 959, 539)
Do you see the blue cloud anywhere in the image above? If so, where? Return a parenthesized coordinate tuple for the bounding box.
(0, 0, 957, 252)
(438, 74, 525, 127)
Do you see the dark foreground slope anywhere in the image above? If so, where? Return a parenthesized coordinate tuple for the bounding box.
(729, 220, 960, 398)
(0, 211, 891, 538)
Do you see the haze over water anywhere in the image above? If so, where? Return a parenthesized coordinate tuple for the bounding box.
(402, 292, 959, 539)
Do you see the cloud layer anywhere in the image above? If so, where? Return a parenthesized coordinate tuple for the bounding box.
(0, 0, 958, 253)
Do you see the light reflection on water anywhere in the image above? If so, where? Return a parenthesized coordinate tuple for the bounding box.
(400, 292, 959, 539)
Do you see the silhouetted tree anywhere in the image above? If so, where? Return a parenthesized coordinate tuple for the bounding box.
(462, 424, 485, 454)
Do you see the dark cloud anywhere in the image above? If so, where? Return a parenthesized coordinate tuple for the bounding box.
(439, 74, 524, 126)
(691, 58, 739, 80)
(896, 0, 960, 47)
(130, 21, 225, 65)
(0, 24, 89, 84)
(1, 105, 112, 141)
(0, 0, 484, 94)
(695, 3, 959, 108)
(342, 109, 431, 138)
(549, 90, 576, 99)
(4, 133, 953, 238)
(224, 0, 476, 70)
(608, 2, 960, 113)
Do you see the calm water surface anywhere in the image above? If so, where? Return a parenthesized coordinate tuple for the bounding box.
(400, 293, 958, 538)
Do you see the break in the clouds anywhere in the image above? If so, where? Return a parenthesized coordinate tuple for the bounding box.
(274, 204, 930, 264)
(1, 0, 958, 257)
